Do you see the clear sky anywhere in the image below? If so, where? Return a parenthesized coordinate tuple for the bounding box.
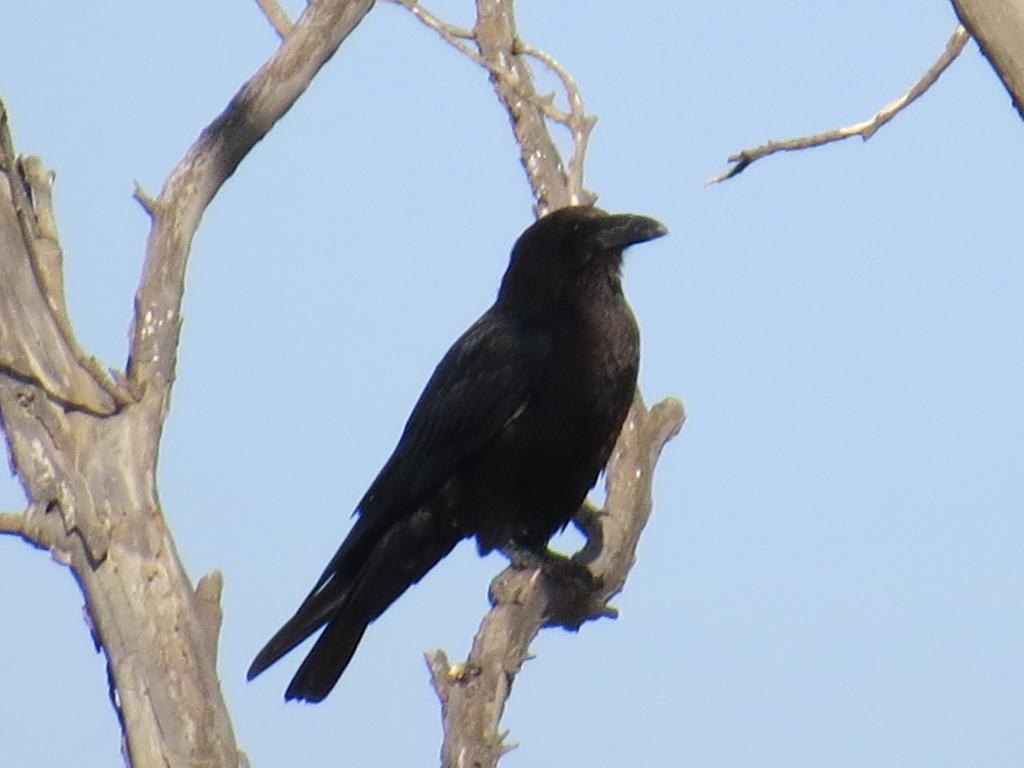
(2, 1, 1022, 766)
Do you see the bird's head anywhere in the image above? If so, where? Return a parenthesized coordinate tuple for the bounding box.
(499, 205, 667, 305)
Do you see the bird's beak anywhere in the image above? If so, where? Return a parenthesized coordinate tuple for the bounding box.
(590, 213, 669, 251)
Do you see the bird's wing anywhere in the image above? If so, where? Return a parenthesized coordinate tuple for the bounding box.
(309, 307, 549, 591)
(376, 309, 548, 503)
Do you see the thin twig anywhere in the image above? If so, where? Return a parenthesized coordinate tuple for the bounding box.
(388, 0, 596, 209)
(709, 25, 970, 184)
(516, 42, 596, 204)
(255, 0, 293, 39)
(387, 0, 476, 48)
(0, 504, 52, 550)
(388, 0, 563, 122)
(132, 181, 156, 218)
(0, 511, 25, 536)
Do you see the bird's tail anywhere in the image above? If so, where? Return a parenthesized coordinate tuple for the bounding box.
(247, 506, 464, 702)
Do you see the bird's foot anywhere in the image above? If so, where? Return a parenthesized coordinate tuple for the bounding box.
(501, 544, 604, 629)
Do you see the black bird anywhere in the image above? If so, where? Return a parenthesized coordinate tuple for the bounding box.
(248, 205, 667, 702)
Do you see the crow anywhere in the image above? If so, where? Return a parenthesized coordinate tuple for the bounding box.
(248, 205, 667, 702)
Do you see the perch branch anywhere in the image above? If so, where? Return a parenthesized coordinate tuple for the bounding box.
(128, 0, 376, 411)
(430, 395, 685, 767)
(410, 3, 684, 766)
(255, 0, 293, 38)
(709, 25, 970, 184)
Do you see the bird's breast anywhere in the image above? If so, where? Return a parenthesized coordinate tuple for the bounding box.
(466, 292, 640, 552)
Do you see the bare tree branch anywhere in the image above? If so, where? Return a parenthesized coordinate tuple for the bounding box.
(709, 25, 970, 185)
(429, 394, 685, 767)
(389, 0, 476, 45)
(256, 0, 294, 39)
(132, 180, 157, 218)
(2, 2, 379, 766)
(473, 0, 571, 213)
(0, 503, 69, 551)
(128, 0, 376, 412)
(0, 510, 25, 536)
(391, 0, 586, 129)
(389, 0, 596, 212)
(1, 103, 128, 415)
(951, 0, 1024, 120)
(515, 42, 596, 203)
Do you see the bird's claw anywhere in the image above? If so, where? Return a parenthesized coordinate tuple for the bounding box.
(501, 544, 604, 628)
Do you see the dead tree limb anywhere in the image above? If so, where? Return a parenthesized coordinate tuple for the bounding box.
(427, 394, 683, 767)
(0, 510, 26, 537)
(256, 0, 294, 38)
(0, 1, 375, 766)
(951, 0, 1024, 120)
(710, 25, 970, 184)
(390, 0, 597, 213)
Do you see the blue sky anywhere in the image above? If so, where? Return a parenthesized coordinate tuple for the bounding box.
(2, 1, 1022, 766)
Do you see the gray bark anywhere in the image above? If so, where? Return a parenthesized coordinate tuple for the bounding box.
(0, 2, 375, 766)
(951, 0, 1024, 120)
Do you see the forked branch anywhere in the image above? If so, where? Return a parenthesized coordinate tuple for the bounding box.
(0, 102, 129, 415)
(128, 0, 375, 415)
(2, 3, 380, 766)
(256, 0, 293, 38)
(389, 0, 596, 211)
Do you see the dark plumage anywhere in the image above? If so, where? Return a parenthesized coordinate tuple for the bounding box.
(248, 205, 667, 702)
